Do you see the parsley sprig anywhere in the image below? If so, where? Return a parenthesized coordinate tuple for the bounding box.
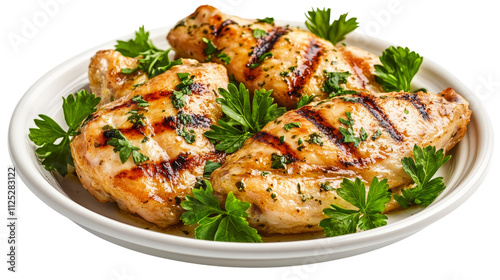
(204, 83, 286, 153)
(395, 145, 451, 209)
(202, 37, 231, 65)
(115, 26, 182, 78)
(305, 8, 359, 45)
(374, 46, 423, 92)
(105, 129, 149, 164)
(322, 71, 357, 97)
(180, 179, 262, 242)
(320, 177, 391, 237)
(29, 90, 101, 176)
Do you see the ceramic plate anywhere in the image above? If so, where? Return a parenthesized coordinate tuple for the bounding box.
(8, 23, 493, 267)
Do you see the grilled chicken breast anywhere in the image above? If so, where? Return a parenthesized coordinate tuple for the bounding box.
(210, 88, 471, 234)
(71, 59, 227, 228)
(89, 49, 148, 106)
(167, 5, 383, 109)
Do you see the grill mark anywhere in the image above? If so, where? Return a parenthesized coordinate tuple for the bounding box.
(296, 107, 368, 168)
(245, 26, 288, 80)
(114, 150, 226, 182)
(187, 83, 209, 95)
(287, 38, 323, 98)
(154, 114, 212, 134)
(356, 94, 404, 141)
(252, 131, 299, 162)
(402, 93, 430, 120)
(296, 107, 347, 152)
(212, 19, 236, 37)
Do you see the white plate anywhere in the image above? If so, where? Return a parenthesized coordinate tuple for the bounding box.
(8, 23, 493, 267)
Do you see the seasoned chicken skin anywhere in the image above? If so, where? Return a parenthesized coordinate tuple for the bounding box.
(210, 88, 471, 234)
(167, 5, 382, 109)
(89, 49, 148, 106)
(71, 59, 227, 228)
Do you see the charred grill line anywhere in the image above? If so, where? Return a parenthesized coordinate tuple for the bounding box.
(212, 19, 236, 37)
(296, 107, 347, 153)
(114, 150, 226, 182)
(402, 93, 430, 120)
(357, 94, 404, 141)
(164, 114, 212, 129)
(245, 26, 288, 70)
(187, 82, 209, 95)
(287, 38, 323, 98)
(253, 131, 300, 162)
(296, 107, 368, 168)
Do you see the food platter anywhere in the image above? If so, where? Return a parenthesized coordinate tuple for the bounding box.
(8, 23, 493, 267)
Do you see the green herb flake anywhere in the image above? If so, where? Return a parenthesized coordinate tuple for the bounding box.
(306, 132, 324, 146)
(284, 122, 302, 131)
(271, 153, 293, 169)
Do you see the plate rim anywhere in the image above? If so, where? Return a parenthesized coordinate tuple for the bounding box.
(8, 23, 494, 266)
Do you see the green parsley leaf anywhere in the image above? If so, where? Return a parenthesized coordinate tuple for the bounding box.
(131, 95, 150, 107)
(115, 26, 156, 57)
(395, 145, 451, 209)
(180, 179, 262, 242)
(203, 160, 222, 178)
(257, 17, 274, 25)
(249, 52, 273, 69)
(371, 129, 382, 141)
(126, 110, 146, 126)
(306, 132, 324, 146)
(105, 129, 149, 164)
(171, 72, 194, 109)
(176, 127, 196, 144)
(374, 46, 423, 92)
(116, 26, 182, 78)
(202, 37, 231, 65)
(271, 153, 293, 169)
(305, 8, 359, 45)
(252, 28, 267, 39)
(320, 177, 391, 237)
(296, 94, 317, 109)
(322, 71, 358, 97)
(204, 83, 286, 153)
(29, 90, 101, 176)
(338, 111, 362, 147)
(284, 122, 302, 131)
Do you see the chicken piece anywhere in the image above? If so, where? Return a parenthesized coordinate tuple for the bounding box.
(167, 5, 383, 109)
(88, 49, 148, 106)
(71, 59, 227, 228)
(210, 88, 471, 234)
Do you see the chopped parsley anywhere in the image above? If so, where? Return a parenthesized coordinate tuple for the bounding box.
(171, 72, 194, 109)
(284, 122, 302, 131)
(105, 128, 149, 164)
(306, 132, 324, 146)
(322, 71, 358, 97)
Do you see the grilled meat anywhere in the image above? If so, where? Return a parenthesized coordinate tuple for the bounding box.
(210, 88, 471, 234)
(88, 49, 148, 106)
(71, 59, 227, 228)
(167, 5, 383, 109)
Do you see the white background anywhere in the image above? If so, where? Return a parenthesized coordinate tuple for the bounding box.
(2, 0, 499, 279)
